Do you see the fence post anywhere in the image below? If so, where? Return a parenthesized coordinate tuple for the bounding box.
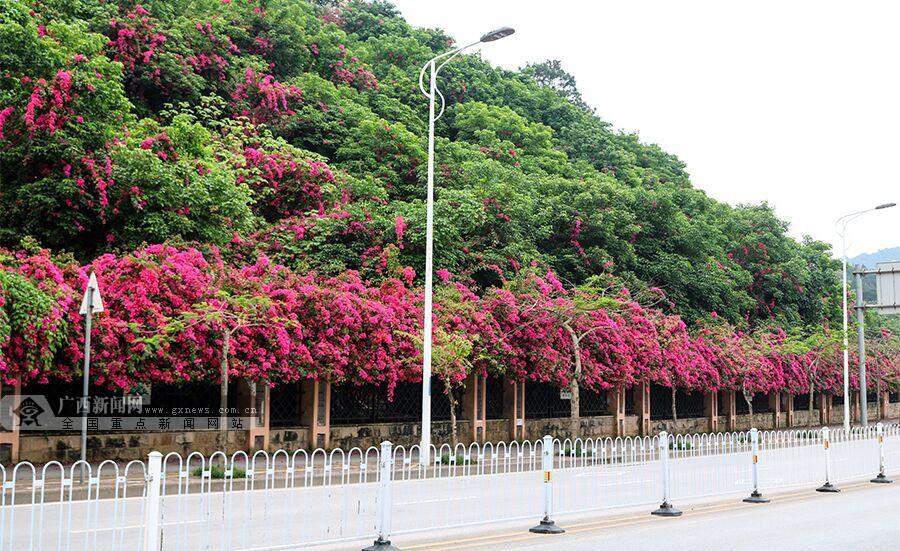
(529, 435, 564, 534)
(743, 428, 769, 503)
(871, 422, 892, 484)
(651, 431, 682, 516)
(143, 451, 162, 551)
(363, 441, 401, 551)
(816, 427, 840, 493)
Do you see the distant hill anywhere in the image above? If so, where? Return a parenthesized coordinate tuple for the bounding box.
(851, 247, 900, 268)
(849, 247, 899, 303)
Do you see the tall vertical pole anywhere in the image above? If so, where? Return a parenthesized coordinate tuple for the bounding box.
(362, 441, 400, 550)
(856, 270, 868, 427)
(743, 427, 769, 503)
(420, 59, 436, 467)
(841, 230, 850, 431)
(871, 422, 892, 483)
(80, 285, 93, 474)
(529, 435, 564, 533)
(144, 451, 162, 551)
(652, 431, 682, 516)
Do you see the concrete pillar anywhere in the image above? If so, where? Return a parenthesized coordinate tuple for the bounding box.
(243, 381, 270, 451)
(607, 386, 626, 437)
(769, 392, 781, 429)
(785, 393, 794, 428)
(705, 391, 719, 433)
(462, 374, 487, 443)
(503, 379, 525, 441)
(635, 382, 651, 436)
(301, 380, 330, 448)
(722, 390, 737, 431)
(0, 379, 21, 462)
(817, 394, 831, 425)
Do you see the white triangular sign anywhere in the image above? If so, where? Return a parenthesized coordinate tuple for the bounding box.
(79, 272, 104, 315)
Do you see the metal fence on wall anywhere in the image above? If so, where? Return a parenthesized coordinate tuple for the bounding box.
(650, 385, 706, 420)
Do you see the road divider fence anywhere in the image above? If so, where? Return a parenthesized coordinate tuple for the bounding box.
(0, 423, 897, 550)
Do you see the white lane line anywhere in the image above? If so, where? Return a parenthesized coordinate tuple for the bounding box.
(70, 519, 205, 533)
(395, 495, 478, 505)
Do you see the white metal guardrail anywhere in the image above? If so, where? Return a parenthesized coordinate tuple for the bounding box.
(0, 424, 897, 550)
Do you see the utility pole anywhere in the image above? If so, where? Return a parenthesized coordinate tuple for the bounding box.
(856, 268, 868, 426)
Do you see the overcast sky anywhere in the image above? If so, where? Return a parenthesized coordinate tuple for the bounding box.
(390, 0, 900, 258)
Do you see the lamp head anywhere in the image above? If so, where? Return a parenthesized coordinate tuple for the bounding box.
(480, 27, 515, 42)
(875, 202, 896, 209)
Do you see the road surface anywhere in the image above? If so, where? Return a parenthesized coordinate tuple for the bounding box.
(393, 479, 900, 550)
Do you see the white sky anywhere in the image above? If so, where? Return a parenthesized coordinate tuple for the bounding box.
(389, 0, 900, 258)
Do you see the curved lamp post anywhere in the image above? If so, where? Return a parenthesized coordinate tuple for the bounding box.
(417, 27, 515, 466)
(835, 202, 895, 431)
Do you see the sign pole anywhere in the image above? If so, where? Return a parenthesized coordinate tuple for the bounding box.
(80, 285, 92, 478)
(79, 273, 104, 480)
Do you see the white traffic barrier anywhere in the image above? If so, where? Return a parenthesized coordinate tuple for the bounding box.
(651, 431, 682, 516)
(363, 441, 400, 550)
(816, 427, 840, 493)
(871, 422, 893, 484)
(529, 435, 564, 534)
(743, 428, 769, 503)
(3, 425, 900, 549)
(144, 451, 162, 551)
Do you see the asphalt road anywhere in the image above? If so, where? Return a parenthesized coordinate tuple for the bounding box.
(396, 479, 900, 551)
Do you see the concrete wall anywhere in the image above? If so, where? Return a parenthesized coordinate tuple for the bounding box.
(15, 400, 900, 463)
(18, 430, 248, 464)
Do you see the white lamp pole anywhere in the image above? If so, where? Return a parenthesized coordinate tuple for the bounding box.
(835, 202, 895, 432)
(416, 27, 514, 466)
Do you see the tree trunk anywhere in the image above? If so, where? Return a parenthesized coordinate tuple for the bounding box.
(218, 330, 230, 449)
(569, 377, 580, 439)
(808, 382, 815, 429)
(743, 390, 753, 428)
(563, 324, 582, 439)
(671, 387, 678, 423)
(447, 382, 458, 449)
(876, 377, 882, 421)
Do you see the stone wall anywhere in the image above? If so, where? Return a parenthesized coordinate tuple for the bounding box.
(15, 400, 900, 463)
(19, 430, 248, 464)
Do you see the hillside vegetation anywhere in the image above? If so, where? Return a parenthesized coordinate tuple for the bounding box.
(0, 0, 895, 404)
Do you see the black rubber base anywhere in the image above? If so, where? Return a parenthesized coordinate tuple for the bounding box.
(871, 473, 894, 484)
(816, 482, 840, 493)
(651, 501, 683, 517)
(362, 538, 402, 551)
(743, 490, 770, 504)
(529, 518, 565, 534)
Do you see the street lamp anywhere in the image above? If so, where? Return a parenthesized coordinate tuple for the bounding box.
(417, 27, 515, 466)
(835, 202, 895, 431)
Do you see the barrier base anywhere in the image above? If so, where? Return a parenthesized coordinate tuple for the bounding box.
(651, 501, 682, 517)
(871, 473, 893, 484)
(362, 538, 401, 551)
(816, 482, 840, 493)
(529, 518, 565, 534)
(743, 490, 770, 504)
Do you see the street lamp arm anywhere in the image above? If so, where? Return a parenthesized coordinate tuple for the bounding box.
(418, 41, 481, 99)
(835, 209, 874, 235)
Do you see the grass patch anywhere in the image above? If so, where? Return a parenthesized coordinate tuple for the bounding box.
(191, 465, 246, 479)
(437, 453, 479, 465)
(562, 446, 595, 457)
